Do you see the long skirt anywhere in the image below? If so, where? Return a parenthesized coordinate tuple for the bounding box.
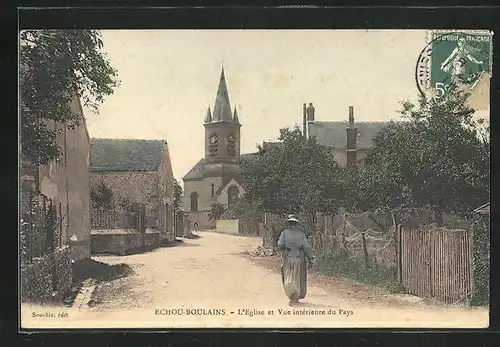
(281, 251, 307, 300)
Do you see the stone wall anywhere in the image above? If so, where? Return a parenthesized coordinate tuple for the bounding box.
(216, 219, 240, 235)
(90, 229, 161, 256)
(183, 176, 223, 212)
(90, 171, 174, 242)
(90, 171, 159, 210)
(20, 247, 73, 304)
(187, 211, 216, 230)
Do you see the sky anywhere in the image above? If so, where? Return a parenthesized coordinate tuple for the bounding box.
(85, 30, 488, 181)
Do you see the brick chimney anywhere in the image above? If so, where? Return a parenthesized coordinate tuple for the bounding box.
(346, 106, 357, 167)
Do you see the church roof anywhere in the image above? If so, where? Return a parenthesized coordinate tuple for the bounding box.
(206, 68, 240, 125)
(182, 158, 206, 180)
(90, 138, 165, 172)
(182, 153, 258, 181)
(308, 121, 390, 150)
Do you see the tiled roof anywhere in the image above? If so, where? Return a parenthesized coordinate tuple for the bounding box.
(91, 138, 165, 172)
(308, 121, 390, 150)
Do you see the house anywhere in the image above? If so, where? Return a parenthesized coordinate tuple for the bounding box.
(90, 138, 175, 241)
(304, 103, 390, 167)
(35, 95, 92, 261)
(182, 68, 249, 229)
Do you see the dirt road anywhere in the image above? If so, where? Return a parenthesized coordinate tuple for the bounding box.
(21, 232, 488, 329)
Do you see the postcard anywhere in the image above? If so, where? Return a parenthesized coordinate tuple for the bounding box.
(19, 29, 491, 329)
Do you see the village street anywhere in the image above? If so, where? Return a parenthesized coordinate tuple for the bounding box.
(22, 232, 488, 329)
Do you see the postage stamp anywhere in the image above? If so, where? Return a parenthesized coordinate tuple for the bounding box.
(416, 30, 493, 109)
(19, 29, 490, 330)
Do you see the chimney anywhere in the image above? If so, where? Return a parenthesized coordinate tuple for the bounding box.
(306, 103, 315, 121)
(349, 106, 354, 127)
(346, 105, 357, 167)
(302, 103, 307, 138)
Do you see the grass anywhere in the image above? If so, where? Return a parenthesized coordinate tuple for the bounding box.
(314, 250, 405, 294)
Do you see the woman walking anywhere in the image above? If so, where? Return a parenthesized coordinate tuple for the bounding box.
(277, 214, 315, 305)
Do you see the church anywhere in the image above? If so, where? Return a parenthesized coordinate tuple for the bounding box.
(182, 68, 390, 230)
(182, 68, 252, 229)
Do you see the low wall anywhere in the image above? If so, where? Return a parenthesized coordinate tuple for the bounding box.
(216, 219, 240, 235)
(90, 229, 161, 256)
(21, 246, 73, 304)
(187, 211, 216, 230)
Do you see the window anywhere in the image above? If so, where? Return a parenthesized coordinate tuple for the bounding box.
(209, 134, 218, 158)
(211, 183, 215, 197)
(190, 192, 199, 212)
(226, 134, 236, 158)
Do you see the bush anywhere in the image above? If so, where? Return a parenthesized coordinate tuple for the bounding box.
(470, 213, 489, 306)
(315, 249, 404, 294)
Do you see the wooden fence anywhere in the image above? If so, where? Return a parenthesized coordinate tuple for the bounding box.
(399, 225, 473, 304)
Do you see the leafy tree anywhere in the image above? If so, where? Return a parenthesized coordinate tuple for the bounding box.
(20, 29, 119, 167)
(361, 91, 489, 224)
(90, 182, 114, 210)
(173, 180, 183, 211)
(225, 197, 263, 234)
(244, 126, 344, 232)
(208, 203, 226, 220)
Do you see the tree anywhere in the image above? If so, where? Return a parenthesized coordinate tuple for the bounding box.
(244, 127, 344, 232)
(90, 182, 114, 210)
(20, 30, 119, 167)
(208, 203, 226, 220)
(173, 180, 183, 211)
(361, 91, 489, 223)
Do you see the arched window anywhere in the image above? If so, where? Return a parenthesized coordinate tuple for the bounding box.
(190, 191, 199, 212)
(208, 134, 218, 159)
(227, 185, 239, 209)
(226, 134, 237, 158)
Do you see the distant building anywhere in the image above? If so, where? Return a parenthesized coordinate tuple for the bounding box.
(90, 138, 175, 241)
(304, 103, 390, 167)
(182, 68, 257, 229)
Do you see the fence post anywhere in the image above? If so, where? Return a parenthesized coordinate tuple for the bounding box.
(59, 202, 63, 247)
(361, 231, 369, 265)
(28, 188, 34, 263)
(397, 224, 402, 284)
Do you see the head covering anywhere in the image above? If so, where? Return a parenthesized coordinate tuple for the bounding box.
(287, 214, 300, 223)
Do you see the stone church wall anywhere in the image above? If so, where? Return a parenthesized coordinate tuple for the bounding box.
(183, 176, 223, 212)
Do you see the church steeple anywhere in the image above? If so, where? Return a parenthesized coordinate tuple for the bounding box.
(211, 68, 234, 123)
(233, 107, 240, 124)
(204, 106, 212, 124)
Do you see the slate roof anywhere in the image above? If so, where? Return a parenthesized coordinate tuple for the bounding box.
(183, 153, 259, 181)
(90, 138, 165, 172)
(182, 158, 206, 180)
(308, 121, 390, 150)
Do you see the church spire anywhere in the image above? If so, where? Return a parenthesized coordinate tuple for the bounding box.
(212, 67, 233, 123)
(204, 106, 212, 123)
(233, 106, 240, 124)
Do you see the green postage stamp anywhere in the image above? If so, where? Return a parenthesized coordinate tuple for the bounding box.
(426, 30, 493, 102)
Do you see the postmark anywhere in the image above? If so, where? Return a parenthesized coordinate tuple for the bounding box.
(416, 30, 493, 109)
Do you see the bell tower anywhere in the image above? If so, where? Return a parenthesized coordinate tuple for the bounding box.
(204, 68, 242, 168)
